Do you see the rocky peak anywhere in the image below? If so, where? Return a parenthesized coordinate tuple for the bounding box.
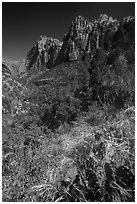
(25, 36, 62, 71)
(121, 16, 134, 24)
(57, 14, 119, 62)
(69, 15, 93, 36)
(56, 15, 93, 63)
(38, 35, 62, 51)
(89, 14, 119, 50)
(97, 14, 117, 25)
(112, 16, 135, 49)
(24, 14, 134, 72)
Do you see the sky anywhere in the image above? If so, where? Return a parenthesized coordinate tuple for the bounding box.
(2, 2, 135, 61)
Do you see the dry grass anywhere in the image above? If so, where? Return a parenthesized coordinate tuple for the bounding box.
(5, 105, 133, 202)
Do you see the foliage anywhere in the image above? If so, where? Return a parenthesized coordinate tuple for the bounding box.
(2, 105, 134, 201)
(88, 48, 135, 109)
(2, 23, 135, 201)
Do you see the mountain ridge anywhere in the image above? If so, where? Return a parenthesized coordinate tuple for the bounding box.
(23, 14, 134, 72)
(3, 14, 134, 74)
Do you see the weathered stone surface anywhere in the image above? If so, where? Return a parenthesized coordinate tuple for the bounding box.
(25, 36, 62, 70)
(57, 14, 119, 63)
(89, 14, 119, 51)
(24, 14, 135, 71)
(112, 16, 135, 49)
(56, 15, 93, 63)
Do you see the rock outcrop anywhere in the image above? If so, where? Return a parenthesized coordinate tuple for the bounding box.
(25, 14, 134, 71)
(91, 14, 119, 50)
(57, 15, 93, 63)
(57, 14, 119, 63)
(25, 36, 62, 70)
(112, 16, 135, 49)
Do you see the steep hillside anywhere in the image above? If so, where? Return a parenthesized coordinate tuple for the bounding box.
(2, 57, 26, 77)
(2, 14, 135, 202)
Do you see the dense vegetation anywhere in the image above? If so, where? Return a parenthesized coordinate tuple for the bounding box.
(2, 14, 135, 202)
(2, 46, 135, 202)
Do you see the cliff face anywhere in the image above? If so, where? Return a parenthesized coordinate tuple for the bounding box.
(91, 14, 119, 50)
(112, 16, 135, 49)
(56, 15, 93, 63)
(25, 36, 62, 70)
(25, 14, 134, 71)
(57, 14, 118, 63)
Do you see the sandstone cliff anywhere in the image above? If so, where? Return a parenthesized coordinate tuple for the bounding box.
(57, 14, 118, 63)
(25, 36, 62, 70)
(25, 14, 134, 71)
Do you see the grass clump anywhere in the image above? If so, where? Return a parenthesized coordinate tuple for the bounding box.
(3, 105, 134, 202)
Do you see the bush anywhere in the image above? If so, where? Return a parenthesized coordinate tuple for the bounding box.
(4, 105, 133, 202)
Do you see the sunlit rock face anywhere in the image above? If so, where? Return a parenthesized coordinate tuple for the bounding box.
(25, 14, 134, 71)
(25, 36, 63, 70)
(90, 14, 119, 51)
(57, 14, 119, 63)
(56, 15, 93, 63)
